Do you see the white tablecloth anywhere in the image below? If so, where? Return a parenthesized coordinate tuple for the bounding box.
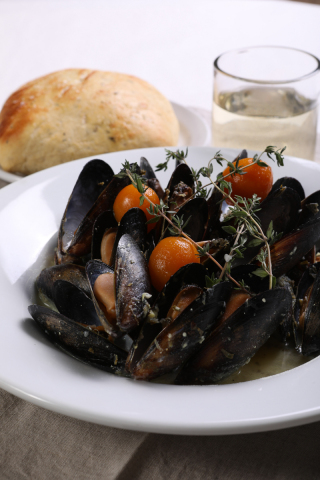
(1, 0, 320, 114)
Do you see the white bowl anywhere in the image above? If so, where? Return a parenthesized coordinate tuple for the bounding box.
(1, 146, 320, 435)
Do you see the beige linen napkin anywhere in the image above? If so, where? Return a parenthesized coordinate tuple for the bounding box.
(1, 388, 320, 480)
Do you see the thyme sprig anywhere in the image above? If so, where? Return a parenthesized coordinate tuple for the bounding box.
(120, 145, 285, 291)
(124, 168, 242, 289)
(193, 146, 285, 290)
(155, 148, 189, 172)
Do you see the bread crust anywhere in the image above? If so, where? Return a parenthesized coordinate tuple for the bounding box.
(0, 69, 179, 175)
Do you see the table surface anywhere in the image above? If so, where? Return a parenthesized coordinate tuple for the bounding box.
(1, 1, 320, 479)
(1, 0, 320, 113)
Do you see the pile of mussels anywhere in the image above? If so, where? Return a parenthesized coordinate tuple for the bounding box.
(28, 151, 320, 385)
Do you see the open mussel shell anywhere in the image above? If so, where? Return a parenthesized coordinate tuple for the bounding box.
(65, 175, 131, 259)
(153, 263, 207, 320)
(166, 163, 194, 197)
(140, 155, 165, 198)
(36, 264, 91, 303)
(270, 177, 305, 201)
(91, 211, 118, 262)
(203, 186, 224, 240)
(271, 216, 320, 278)
(163, 198, 208, 242)
(91, 207, 148, 268)
(298, 190, 320, 227)
(126, 263, 208, 371)
(175, 288, 292, 385)
(86, 260, 120, 338)
(58, 160, 114, 257)
(52, 279, 102, 327)
(110, 208, 148, 266)
(58, 163, 139, 261)
(152, 163, 195, 242)
(147, 177, 165, 201)
(214, 289, 251, 331)
(129, 281, 232, 381)
(115, 234, 152, 333)
(28, 305, 128, 375)
(140, 156, 157, 180)
(294, 263, 320, 355)
(232, 186, 301, 269)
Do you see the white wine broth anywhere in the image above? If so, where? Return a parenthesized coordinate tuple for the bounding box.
(212, 87, 318, 160)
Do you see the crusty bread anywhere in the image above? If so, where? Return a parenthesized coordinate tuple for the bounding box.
(0, 69, 179, 175)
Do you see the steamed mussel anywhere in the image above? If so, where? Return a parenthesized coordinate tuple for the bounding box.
(29, 149, 320, 385)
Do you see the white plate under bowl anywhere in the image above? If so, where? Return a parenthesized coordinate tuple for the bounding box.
(0, 102, 210, 184)
(1, 146, 320, 435)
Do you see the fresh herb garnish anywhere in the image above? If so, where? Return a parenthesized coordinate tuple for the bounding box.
(123, 145, 285, 291)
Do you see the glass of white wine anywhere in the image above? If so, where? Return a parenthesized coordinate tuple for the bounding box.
(212, 46, 320, 160)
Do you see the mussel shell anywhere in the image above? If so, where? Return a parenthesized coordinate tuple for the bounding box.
(276, 275, 295, 343)
(130, 281, 232, 381)
(109, 208, 148, 267)
(59, 162, 141, 260)
(126, 263, 208, 371)
(232, 186, 301, 268)
(153, 263, 207, 320)
(52, 279, 101, 326)
(140, 156, 157, 180)
(199, 242, 230, 278)
(175, 288, 292, 385)
(298, 190, 320, 227)
(65, 174, 131, 258)
(271, 216, 320, 278)
(91, 208, 148, 267)
(91, 211, 118, 261)
(115, 234, 152, 333)
(36, 264, 91, 302)
(166, 163, 194, 197)
(86, 260, 120, 337)
(270, 177, 305, 201)
(152, 164, 194, 243)
(294, 263, 320, 355)
(233, 149, 248, 163)
(58, 160, 114, 255)
(146, 178, 165, 200)
(28, 305, 128, 375)
(301, 277, 320, 356)
(54, 250, 83, 266)
(203, 186, 224, 240)
(126, 315, 165, 373)
(144, 232, 156, 264)
(258, 187, 301, 235)
(163, 198, 208, 242)
(231, 264, 269, 294)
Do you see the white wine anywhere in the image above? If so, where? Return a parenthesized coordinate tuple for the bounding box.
(212, 87, 318, 160)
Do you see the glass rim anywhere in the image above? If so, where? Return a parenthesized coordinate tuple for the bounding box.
(214, 46, 320, 85)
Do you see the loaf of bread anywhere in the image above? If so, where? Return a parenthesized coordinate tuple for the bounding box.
(0, 69, 179, 175)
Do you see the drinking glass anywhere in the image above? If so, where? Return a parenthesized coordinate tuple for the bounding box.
(212, 46, 320, 160)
